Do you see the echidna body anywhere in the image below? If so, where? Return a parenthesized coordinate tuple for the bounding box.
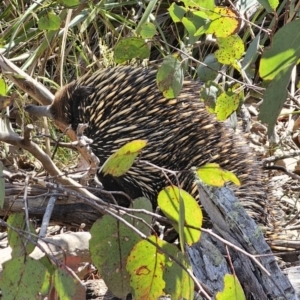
(26, 67, 268, 225)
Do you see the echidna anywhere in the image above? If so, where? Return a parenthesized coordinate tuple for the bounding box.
(25, 67, 269, 226)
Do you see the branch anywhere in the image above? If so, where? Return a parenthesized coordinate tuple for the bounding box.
(0, 54, 98, 166)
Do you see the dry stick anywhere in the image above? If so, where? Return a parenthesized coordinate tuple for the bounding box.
(23, 129, 33, 230)
(0, 54, 98, 171)
(23, 124, 54, 238)
(0, 124, 99, 201)
(0, 54, 53, 105)
(39, 194, 57, 238)
(265, 165, 300, 182)
(23, 175, 31, 241)
(263, 150, 300, 163)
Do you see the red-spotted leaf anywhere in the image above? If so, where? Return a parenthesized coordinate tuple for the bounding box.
(215, 35, 244, 70)
(182, 0, 214, 10)
(205, 7, 240, 37)
(127, 236, 187, 299)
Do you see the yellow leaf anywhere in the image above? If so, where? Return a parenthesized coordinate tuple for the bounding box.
(158, 186, 202, 245)
(102, 140, 147, 177)
(216, 274, 246, 300)
(196, 163, 240, 187)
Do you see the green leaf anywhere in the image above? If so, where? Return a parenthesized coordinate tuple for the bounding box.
(54, 268, 85, 299)
(130, 197, 153, 236)
(139, 22, 156, 39)
(7, 213, 37, 256)
(257, 0, 278, 13)
(135, 0, 158, 35)
(206, 7, 240, 37)
(0, 161, 4, 209)
(38, 12, 61, 31)
(258, 70, 290, 136)
(114, 37, 150, 63)
(0, 78, 7, 96)
(216, 274, 246, 300)
(164, 252, 194, 300)
(169, 3, 208, 40)
(182, 0, 214, 10)
(196, 163, 241, 187)
(101, 140, 147, 177)
(242, 34, 261, 72)
(0, 257, 51, 299)
(157, 55, 183, 98)
(259, 20, 300, 134)
(58, 0, 80, 7)
(259, 19, 300, 81)
(200, 81, 223, 113)
(39, 255, 56, 276)
(215, 84, 242, 121)
(182, 11, 207, 42)
(158, 186, 202, 245)
(168, 3, 187, 23)
(215, 35, 244, 70)
(90, 215, 141, 299)
(268, 0, 279, 10)
(197, 54, 221, 81)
